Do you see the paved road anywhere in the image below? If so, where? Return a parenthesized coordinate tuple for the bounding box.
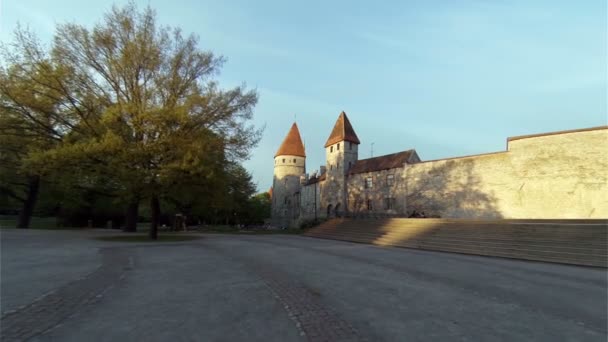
(1, 229, 606, 341)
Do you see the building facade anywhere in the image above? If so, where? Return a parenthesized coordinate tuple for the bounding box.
(271, 112, 608, 226)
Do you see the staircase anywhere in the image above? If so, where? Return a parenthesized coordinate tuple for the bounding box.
(304, 218, 608, 267)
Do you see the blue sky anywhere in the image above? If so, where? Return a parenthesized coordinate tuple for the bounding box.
(2, 0, 606, 192)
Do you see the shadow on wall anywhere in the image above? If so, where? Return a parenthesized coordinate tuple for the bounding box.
(407, 158, 503, 219)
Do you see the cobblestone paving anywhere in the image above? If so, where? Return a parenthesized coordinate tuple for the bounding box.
(208, 244, 364, 342)
(0, 247, 132, 341)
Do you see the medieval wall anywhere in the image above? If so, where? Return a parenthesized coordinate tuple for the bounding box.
(272, 155, 305, 226)
(321, 142, 358, 216)
(346, 167, 407, 215)
(300, 181, 322, 220)
(404, 128, 608, 218)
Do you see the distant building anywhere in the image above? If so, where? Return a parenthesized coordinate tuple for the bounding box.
(271, 112, 608, 227)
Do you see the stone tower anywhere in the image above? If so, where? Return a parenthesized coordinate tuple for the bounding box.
(272, 122, 306, 226)
(323, 111, 360, 217)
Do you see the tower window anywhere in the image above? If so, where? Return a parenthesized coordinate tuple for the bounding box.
(293, 158, 296, 163)
(348, 161, 352, 169)
(282, 158, 285, 163)
(365, 177, 373, 189)
(337, 143, 340, 150)
(330, 146, 333, 153)
(387, 174, 394, 186)
(367, 199, 373, 211)
(349, 142, 352, 150)
(330, 165, 333, 170)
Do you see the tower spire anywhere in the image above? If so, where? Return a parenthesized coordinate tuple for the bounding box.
(324, 111, 360, 147)
(275, 123, 306, 157)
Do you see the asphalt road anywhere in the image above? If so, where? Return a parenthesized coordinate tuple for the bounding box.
(1, 229, 606, 341)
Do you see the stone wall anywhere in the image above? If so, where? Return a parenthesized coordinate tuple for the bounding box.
(300, 181, 322, 220)
(272, 155, 305, 226)
(404, 127, 608, 218)
(322, 142, 358, 217)
(346, 167, 407, 215)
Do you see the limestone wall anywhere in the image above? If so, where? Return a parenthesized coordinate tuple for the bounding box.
(300, 181, 322, 220)
(405, 128, 608, 218)
(272, 155, 305, 226)
(322, 142, 358, 216)
(346, 168, 407, 215)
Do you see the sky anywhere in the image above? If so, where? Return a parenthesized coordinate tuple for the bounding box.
(1, 0, 606, 192)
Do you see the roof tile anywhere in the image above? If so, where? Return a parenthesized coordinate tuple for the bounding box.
(325, 111, 360, 147)
(275, 123, 306, 157)
(349, 150, 416, 174)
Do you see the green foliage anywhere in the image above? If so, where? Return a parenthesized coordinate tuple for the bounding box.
(0, 2, 263, 233)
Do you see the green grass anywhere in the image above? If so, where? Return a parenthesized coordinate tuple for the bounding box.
(94, 234, 202, 242)
(0, 216, 80, 230)
(196, 225, 303, 235)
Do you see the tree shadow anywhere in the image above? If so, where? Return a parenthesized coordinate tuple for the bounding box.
(406, 158, 503, 219)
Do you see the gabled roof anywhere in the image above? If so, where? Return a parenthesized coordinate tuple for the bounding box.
(275, 123, 306, 157)
(349, 150, 417, 175)
(325, 111, 360, 147)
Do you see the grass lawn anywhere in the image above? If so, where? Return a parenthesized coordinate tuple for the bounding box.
(195, 225, 303, 235)
(0, 216, 70, 229)
(94, 234, 202, 242)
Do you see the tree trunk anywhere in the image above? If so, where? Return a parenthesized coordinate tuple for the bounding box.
(149, 195, 160, 240)
(124, 198, 139, 232)
(16, 175, 40, 229)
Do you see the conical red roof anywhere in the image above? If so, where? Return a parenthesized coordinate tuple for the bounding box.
(275, 123, 306, 157)
(324, 111, 360, 147)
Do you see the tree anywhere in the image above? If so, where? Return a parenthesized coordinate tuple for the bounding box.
(245, 192, 271, 225)
(0, 115, 41, 228)
(0, 60, 68, 228)
(1, 3, 261, 238)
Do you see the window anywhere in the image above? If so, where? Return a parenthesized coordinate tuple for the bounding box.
(282, 158, 285, 163)
(330, 164, 333, 170)
(348, 161, 352, 169)
(384, 197, 395, 210)
(337, 143, 340, 150)
(367, 199, 373, 211)
(365, 177, 373, 189)
(330, 146, 333, 152)
(387, 174, 394, 186)
(349, 142, 352, 150)
(293, 158, 296, 163)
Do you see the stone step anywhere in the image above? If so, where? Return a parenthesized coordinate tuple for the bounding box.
(306, 218, 608, 267)
(308, 229, 607, 246)
(306, 233, 607, 267)
(308, 231, 607, 255)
